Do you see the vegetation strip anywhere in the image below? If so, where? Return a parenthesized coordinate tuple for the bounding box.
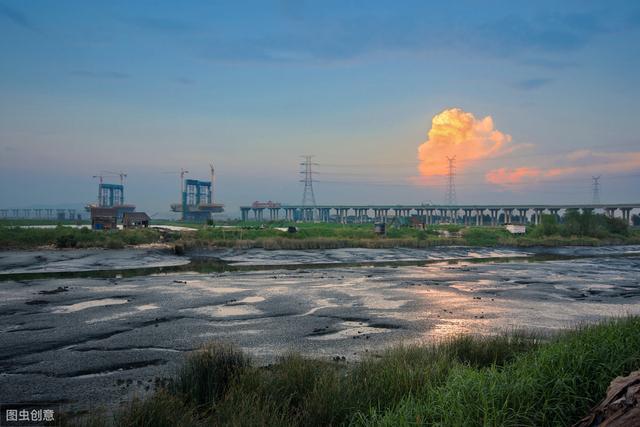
(72, 317, 640, 426)
(1, 210, 639, 250)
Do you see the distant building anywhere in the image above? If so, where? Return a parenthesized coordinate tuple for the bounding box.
(90, 207, 118, 230)
(122, 212, 150, 228)
(505, 224, 527, 234)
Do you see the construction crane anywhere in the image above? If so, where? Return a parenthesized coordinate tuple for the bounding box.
(210, 163, 216, 203)
(162, 168, 189, 192)
(101, 170, 127, 185)
(92, 174, 104, 204)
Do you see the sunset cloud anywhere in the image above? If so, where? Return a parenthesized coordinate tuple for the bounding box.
(486, 151, 640, 186)
(417, 108, 512, 179)
(485, 167, 543, 185)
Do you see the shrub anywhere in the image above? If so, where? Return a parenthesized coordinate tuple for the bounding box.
(55, 234, 78, 248)
(105, 237, 125, 249)
(462, 228, 501, 246)
(169, 343, 250, 407)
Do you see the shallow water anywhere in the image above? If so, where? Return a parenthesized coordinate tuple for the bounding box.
(0, 245, 639, 413)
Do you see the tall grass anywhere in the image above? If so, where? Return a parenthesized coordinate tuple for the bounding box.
(0, 226, 160, 249)
(2, 222, 638, 250)
(111, 317, 640, 427)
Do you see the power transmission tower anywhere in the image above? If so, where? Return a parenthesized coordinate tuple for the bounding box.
(300, 155, 317, 207)
(592, 176, 601, 204)
(445, 156, 457, 206)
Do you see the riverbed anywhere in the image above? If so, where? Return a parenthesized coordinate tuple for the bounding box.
(0, 245, 639, 414)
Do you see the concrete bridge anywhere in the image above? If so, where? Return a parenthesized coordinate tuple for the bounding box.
(239, 203, 640, 226)
(0, 208, 79, 221)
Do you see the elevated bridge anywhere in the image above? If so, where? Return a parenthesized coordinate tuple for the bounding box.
(239, 203, 640, 226)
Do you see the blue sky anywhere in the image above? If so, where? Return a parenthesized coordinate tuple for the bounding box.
(1, 1, 639, 216)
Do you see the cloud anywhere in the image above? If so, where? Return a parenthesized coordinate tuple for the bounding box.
(485, 151, 640, 186)
(0, 3, 33, 30)
(475, 12, 606, 58)
(514, 78, 552, 90)
(417, 108, 512, 179)
(198, 7, 613, 65)
(485, 167, 543, 184)
(485, 166, 579, 185)
(71, 70, 130, 80)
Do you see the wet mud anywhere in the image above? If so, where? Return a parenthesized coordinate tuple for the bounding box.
(0, 245, 639, 413)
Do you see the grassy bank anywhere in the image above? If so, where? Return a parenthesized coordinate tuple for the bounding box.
(2, 215, 638, 250)
(177, 222, 640, 250)
(0, 225, 163, 249)
(79, 317, 640, 426)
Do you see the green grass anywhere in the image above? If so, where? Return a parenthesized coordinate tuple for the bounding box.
(179, 223, 640, 250)
(0, 225, 161, 249)
(102, 317, 640, 427)
(2, 220, 638, 250)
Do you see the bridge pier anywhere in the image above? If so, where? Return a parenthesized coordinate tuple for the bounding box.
(268, 208, 279, 221)
(621, 208, 633, 225)
(322, 208, 332, 222)
(475, 209, 484, 226)
(503, 208, 513, 224)
(518, 208, 528, 224)
(253, 208, 264, 221)
(534, 208, 545, 225)
(425, 209, 434, 226)
(461, 209, 469, 225)
(450, 209, 459, 224)
(373, 208, 389, 223)
(241, 207, 251, 221)
(335, 208, 349, 224)
(489, 208, 500, 226)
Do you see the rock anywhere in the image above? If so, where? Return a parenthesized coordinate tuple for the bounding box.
(574, 370, 640, 427)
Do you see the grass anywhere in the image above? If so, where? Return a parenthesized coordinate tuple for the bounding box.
(178, 223, 639, 250)
(0, 225, 162, 249)
(89, 316, 640, 427)
(2, 219, 638, 250)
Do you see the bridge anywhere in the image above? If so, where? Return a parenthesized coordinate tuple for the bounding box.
(0, 208, 79, 221)
(239, 203, 640, 225)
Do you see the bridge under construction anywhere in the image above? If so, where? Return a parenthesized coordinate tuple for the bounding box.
(239, 203, 640, 226)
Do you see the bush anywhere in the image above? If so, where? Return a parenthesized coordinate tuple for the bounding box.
(169, 343, 250, 407)
(55, 234, 78, 248)
(462, 228, 501, 246)
(105, 237, 125, 249)
(116, 390, 196, 427)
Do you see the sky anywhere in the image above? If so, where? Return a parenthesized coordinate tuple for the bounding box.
(1, 0, 639, 217)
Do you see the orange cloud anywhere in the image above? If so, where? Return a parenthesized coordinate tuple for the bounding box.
(417, 108, 512, 178)
(485, 167, 542, 184)
(486, 152, 640, 186)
